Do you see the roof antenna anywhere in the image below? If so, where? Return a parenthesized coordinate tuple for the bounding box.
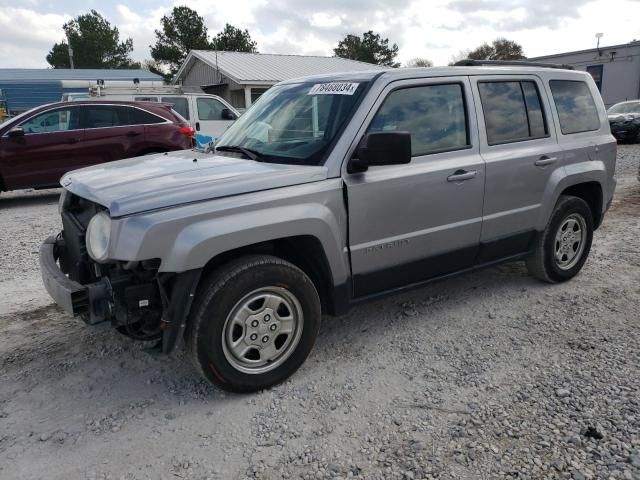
(596, 33, 603, 56)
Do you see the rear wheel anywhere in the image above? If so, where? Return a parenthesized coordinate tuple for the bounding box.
(526, 195, 594, 283)
(187, 255, 321, 393)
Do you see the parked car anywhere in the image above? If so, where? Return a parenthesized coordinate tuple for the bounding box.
(607, 100, 640, 143)
(65, 88, 240, 141)
(0, 100, 194, 192)
(41, 62, 616, 393)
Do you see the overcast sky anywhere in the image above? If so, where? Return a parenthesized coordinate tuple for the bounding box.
(0, 0, 639, 68)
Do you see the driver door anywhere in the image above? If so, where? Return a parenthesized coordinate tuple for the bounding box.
(0, 106, 85, 190)
(344, 77, 486, 298)
(194, 96, 235, 139)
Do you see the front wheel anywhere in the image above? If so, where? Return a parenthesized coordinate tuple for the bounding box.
(187, 255, 321, 393)
(526, 195, 594, 283)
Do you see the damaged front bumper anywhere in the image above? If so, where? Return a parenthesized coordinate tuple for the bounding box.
(40, 235, 202, 353)
(39, 236, 111, 324)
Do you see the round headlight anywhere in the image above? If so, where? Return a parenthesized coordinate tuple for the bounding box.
(86, 211, 111, 263)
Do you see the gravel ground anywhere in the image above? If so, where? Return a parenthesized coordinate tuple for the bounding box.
(0, 146, 639, 480)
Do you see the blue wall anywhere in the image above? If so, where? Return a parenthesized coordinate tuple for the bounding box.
(0, 82, 90, 114)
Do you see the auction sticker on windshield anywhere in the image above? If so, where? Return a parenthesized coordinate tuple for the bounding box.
(308, 83, 359, 95)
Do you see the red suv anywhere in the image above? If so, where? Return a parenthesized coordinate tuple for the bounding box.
(0, 101, 194, 192)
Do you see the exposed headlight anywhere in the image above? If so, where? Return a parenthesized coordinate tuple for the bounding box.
(86, 211, 111, 263)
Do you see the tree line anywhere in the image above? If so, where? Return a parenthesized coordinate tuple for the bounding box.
(46, 7, 526, 80)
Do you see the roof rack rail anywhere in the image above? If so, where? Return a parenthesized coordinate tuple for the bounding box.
(453, 59, 574, 70)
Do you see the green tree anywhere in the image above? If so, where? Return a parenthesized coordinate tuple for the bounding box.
(150, 6, 211, 78)
(467, 38, 525, 61)
(334, 31, 400, 67)
(142, 59, 165, 77)
(46, 10, 138, 69)
(405, 57, 433, 67)
(212, 24, 258, 52)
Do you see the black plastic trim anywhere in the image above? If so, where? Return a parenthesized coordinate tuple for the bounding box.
(161, 269, 203, 354)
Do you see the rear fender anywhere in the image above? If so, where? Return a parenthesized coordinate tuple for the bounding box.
(537, 160, 607, 230)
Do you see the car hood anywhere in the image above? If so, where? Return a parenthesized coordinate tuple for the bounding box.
(61, 149, 328, 217)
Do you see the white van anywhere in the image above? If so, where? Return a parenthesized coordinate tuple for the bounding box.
(65, 87, 240, 141)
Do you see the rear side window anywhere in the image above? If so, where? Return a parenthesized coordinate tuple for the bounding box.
(478, 80, 549, 145)
(549, 80, 600, 134)
(161, 97, 189, 120)
(367, 83, 469, 156)
(84, 106, 147, 128)
(85, 106, 123, 128)
(133, 108, 167, 125)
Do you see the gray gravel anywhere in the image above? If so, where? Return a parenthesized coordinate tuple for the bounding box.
(0, 147, 639, 480)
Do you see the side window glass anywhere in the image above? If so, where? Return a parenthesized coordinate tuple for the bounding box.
(549, 80, 600, 134)
(20, 108, 81, 133)
(478, 81, 529, 144)
(161, 97, 190, 120)
(521, 82, 548, 138)
(367, 83, 469, 156)
(85, 106, 119, 129)
(133, 108, 166, 125)
(197, 97, 225, 121)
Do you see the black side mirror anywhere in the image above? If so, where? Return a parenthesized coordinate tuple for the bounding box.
(221, 108, 236, 120)
(7, 126, 25, 139)
(348, 131, 412, 173)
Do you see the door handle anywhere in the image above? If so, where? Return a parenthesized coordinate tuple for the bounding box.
(535, 155, 558, 166)
(195, 122, 201, 131)
(126, 131, 141, 137)
(67, 137, 81, 144)
(447, 169, 477, 182)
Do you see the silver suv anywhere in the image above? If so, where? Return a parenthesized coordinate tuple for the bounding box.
(40, 62, 616, 392)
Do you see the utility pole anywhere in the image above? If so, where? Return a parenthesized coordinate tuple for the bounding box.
(67, 34, 75, 69)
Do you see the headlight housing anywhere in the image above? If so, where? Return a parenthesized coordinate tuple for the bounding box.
(86, 211, 112, 263)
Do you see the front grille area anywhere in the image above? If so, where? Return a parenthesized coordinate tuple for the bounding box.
(59, 193, 103, 284)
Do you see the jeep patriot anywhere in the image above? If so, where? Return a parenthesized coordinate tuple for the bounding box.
(40, 62, 616, 392)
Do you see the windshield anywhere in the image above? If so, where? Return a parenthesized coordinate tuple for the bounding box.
(215, 80, 369, 165)
(608, 102, 640, 115)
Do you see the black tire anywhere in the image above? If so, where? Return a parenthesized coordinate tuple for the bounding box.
(526, 195, 594, 283)
(187, 254, 321, 393)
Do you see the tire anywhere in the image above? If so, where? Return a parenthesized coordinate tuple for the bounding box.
(526, 195, 594, 283)
(187, 255, 321, 393)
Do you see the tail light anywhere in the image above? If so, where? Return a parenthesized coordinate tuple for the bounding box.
(178, 125, 195, 137)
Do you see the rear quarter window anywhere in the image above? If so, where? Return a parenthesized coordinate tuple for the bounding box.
(549, 80, 600, 134)
(134, 108, 168, 125)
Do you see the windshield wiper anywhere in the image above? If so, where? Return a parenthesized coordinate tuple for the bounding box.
(215, 145, 263, 161)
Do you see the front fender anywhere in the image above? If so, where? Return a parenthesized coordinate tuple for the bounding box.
(109, 180, 349, 285)
(165, 203, 347, 282)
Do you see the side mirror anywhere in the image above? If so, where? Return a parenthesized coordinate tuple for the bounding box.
(348, 131, 412, 174)
(221, 108, 237, 120)
(7, 126, 25, 139)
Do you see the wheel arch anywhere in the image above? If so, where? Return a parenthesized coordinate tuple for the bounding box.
(560, 181, 603, 228)
(198, 235, 345, 316)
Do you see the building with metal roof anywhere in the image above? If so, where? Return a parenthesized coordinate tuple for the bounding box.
(173, 51, 384, 109)
(0, 69, 163, 115)
(529, 41, 640, 107)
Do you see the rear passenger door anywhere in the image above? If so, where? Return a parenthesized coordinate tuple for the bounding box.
(472, 76, 564, 261)
(82, 105, 146, 165)
(345, 77, 485, 298)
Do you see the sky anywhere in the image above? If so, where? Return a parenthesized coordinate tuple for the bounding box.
(0, 0, 639, 68)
